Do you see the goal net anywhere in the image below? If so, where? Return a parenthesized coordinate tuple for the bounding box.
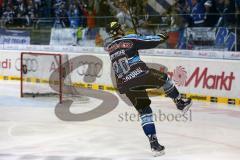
(20, 52, 84, 103)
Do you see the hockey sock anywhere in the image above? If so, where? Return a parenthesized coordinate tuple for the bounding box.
(162, 77, 180, 99)
(139, 106, 156, 137)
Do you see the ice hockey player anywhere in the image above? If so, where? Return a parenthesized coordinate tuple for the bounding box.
(105, 21, 192, 156)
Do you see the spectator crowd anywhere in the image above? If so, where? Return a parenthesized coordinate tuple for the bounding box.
(0, 0, 239, 50)
(0, 0, 113, 28)
(0, 0, 239, 29)
(174, 0, 238, 28)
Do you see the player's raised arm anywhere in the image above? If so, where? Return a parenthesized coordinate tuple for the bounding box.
(128, 33, 169, 50)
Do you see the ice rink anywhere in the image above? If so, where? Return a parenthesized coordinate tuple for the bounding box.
(1, 81, 240, 160)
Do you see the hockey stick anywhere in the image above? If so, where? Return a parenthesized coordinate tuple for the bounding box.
(124, 0, 138, 34)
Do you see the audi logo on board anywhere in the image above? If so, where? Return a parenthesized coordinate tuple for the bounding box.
(76, 61, 103, 77)
(15, 58, 38, 72)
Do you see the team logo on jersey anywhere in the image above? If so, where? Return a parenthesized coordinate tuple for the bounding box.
(107, 40, 133, 53)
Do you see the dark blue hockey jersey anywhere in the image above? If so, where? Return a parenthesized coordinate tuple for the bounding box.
(105, 34, 166, 93)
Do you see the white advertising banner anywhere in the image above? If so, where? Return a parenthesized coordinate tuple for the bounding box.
(66, 53, 240, 99)
(0, 50, 240, 99)
(142, 56, 239, 98)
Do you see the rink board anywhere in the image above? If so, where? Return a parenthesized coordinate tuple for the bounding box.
(0, 49, 240, 106)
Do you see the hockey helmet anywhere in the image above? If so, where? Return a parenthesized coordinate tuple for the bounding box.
(106, 21, 122, 36)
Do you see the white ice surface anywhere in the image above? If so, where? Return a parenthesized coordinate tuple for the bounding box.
(0, 81, 240, 160)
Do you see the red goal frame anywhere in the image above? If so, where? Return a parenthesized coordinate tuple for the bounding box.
(20, 52, 63, 103)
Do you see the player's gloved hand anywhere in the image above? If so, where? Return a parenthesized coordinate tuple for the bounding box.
(158, 32, 169, 41)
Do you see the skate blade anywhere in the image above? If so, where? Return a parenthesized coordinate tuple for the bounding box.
(182, 100, 192, 115)
(152, 150, 165, 157)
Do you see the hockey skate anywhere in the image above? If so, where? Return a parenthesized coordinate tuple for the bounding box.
(174, 97, 192, 114)
(148, 135, 165, 157)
